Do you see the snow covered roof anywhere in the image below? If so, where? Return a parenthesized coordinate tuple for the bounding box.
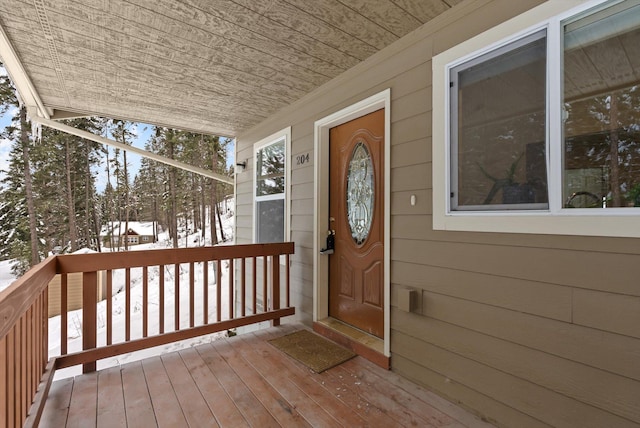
(100, 222, 156, 237)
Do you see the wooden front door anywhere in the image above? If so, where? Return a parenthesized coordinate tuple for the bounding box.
(328, 109, 384, 338)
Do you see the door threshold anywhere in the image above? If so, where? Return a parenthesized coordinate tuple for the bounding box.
(313, 318, 389, 370)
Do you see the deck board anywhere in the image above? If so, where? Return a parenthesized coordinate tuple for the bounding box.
(96, 366, 126, 428)
(121, 362, 157, 427)
(41, 324, 495, 427)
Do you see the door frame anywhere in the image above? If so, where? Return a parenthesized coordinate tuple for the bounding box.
(313, 89, 391, 357)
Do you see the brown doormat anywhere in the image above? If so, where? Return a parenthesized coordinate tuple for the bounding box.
(268, 330, 356, 373)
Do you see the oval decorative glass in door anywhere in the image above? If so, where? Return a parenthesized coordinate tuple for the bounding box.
(346, 141, 374, 245)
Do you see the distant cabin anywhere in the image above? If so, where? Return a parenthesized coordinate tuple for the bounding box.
(100, 221, 158, 248)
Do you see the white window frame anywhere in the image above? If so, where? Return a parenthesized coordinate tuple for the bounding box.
(433, 0, 640, 238)
(252, 127, 291, 244)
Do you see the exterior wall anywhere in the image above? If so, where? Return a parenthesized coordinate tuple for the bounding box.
(48, 272, 107, 317)
(235, 1, 640, 426)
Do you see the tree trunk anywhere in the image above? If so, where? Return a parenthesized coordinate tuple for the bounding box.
(20, 106, 39, 266)
(210, 149, 219, 244)
(124, 150, 129, 250)
(168, 139, 178, 248)
(65, 140, 78, 252)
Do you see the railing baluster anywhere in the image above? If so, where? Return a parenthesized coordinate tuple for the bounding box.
(271, 256, 281, 327)
(0, 335, 6, 427)
(125, 268, 131, 342)
(203, 261, 208, 324)
(106, 270, 112, 345)
(241, 258, 246, 317)
(26, 307, 32, 413)
(252, 257, 257, 315)
(1, 242, 294, 409)
(16, 315, 27, 426)
(82, 272, 97, 373)
(263, 256, 268, 312)
(286, 254, 290, 308)
(228, 259, 234, 319)
(143, 266, 148, 338)
(60, 273, 67, 355)
(174, 263, 180, 331)
(216, 260, 221, 322)
(159, 265, 165, 334)
(43, 286, 48, 371)
(189, 262, 195, 328)
(7, 328, 15, 428)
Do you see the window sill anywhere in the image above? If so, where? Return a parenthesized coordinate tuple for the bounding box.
(434, 210, 640, 238)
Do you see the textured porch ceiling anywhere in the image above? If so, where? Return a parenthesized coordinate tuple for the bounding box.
(0, 0, 460, 136)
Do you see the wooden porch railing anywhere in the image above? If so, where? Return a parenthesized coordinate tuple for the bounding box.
(0, 242, 295, 428)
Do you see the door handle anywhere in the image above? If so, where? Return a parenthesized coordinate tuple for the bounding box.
(320, 230, 335, 255)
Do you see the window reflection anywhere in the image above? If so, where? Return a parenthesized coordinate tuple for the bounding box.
(563, 2, 640, 208)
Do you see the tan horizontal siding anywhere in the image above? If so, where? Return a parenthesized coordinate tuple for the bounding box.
(392, 328, 639, 428)
(392, 354, 551, 428)
(393, 238, 640, 296)
(391, 260, 572, 321)
(234, 0, 640, 425)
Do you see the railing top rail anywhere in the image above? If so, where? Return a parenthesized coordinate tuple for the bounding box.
(0, 256, 57, 340)
(56, 242, 295, 273)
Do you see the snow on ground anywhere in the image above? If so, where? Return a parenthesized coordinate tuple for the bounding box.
(0, 210, 246, 380)
(0, 259, 17, 292)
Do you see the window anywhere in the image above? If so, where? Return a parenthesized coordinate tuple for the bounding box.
(254, 128, 291, 243)
(433, 0, 640, 237)
(451, 30, 548, 211)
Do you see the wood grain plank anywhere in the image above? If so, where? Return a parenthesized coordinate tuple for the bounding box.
(214, 339, 313, 427)
(96, 367, 126, 428)
(121, 361, 157, 427)
(66, 372, 98, 428)
(341, 357, 469, 427)
(39, 377, 74, 428)
(236, 330, 374, 427)
(141, 356, 188, 428)
(346, 351, 492, 428)
(178, 347, 249, 427)
(160, 352, 218, 427)
(195, 343, 278, 426)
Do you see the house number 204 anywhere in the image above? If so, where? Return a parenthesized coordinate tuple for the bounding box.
(296, 153, 310, 165)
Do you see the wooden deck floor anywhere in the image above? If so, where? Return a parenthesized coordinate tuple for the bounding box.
(40, 324, 494, 427)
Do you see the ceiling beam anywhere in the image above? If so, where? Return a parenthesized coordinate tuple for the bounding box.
(0, 20, 50, 119)
(31, 112, 235, 185)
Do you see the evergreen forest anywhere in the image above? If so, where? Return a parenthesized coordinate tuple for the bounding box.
(0, 63, 234, 276)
